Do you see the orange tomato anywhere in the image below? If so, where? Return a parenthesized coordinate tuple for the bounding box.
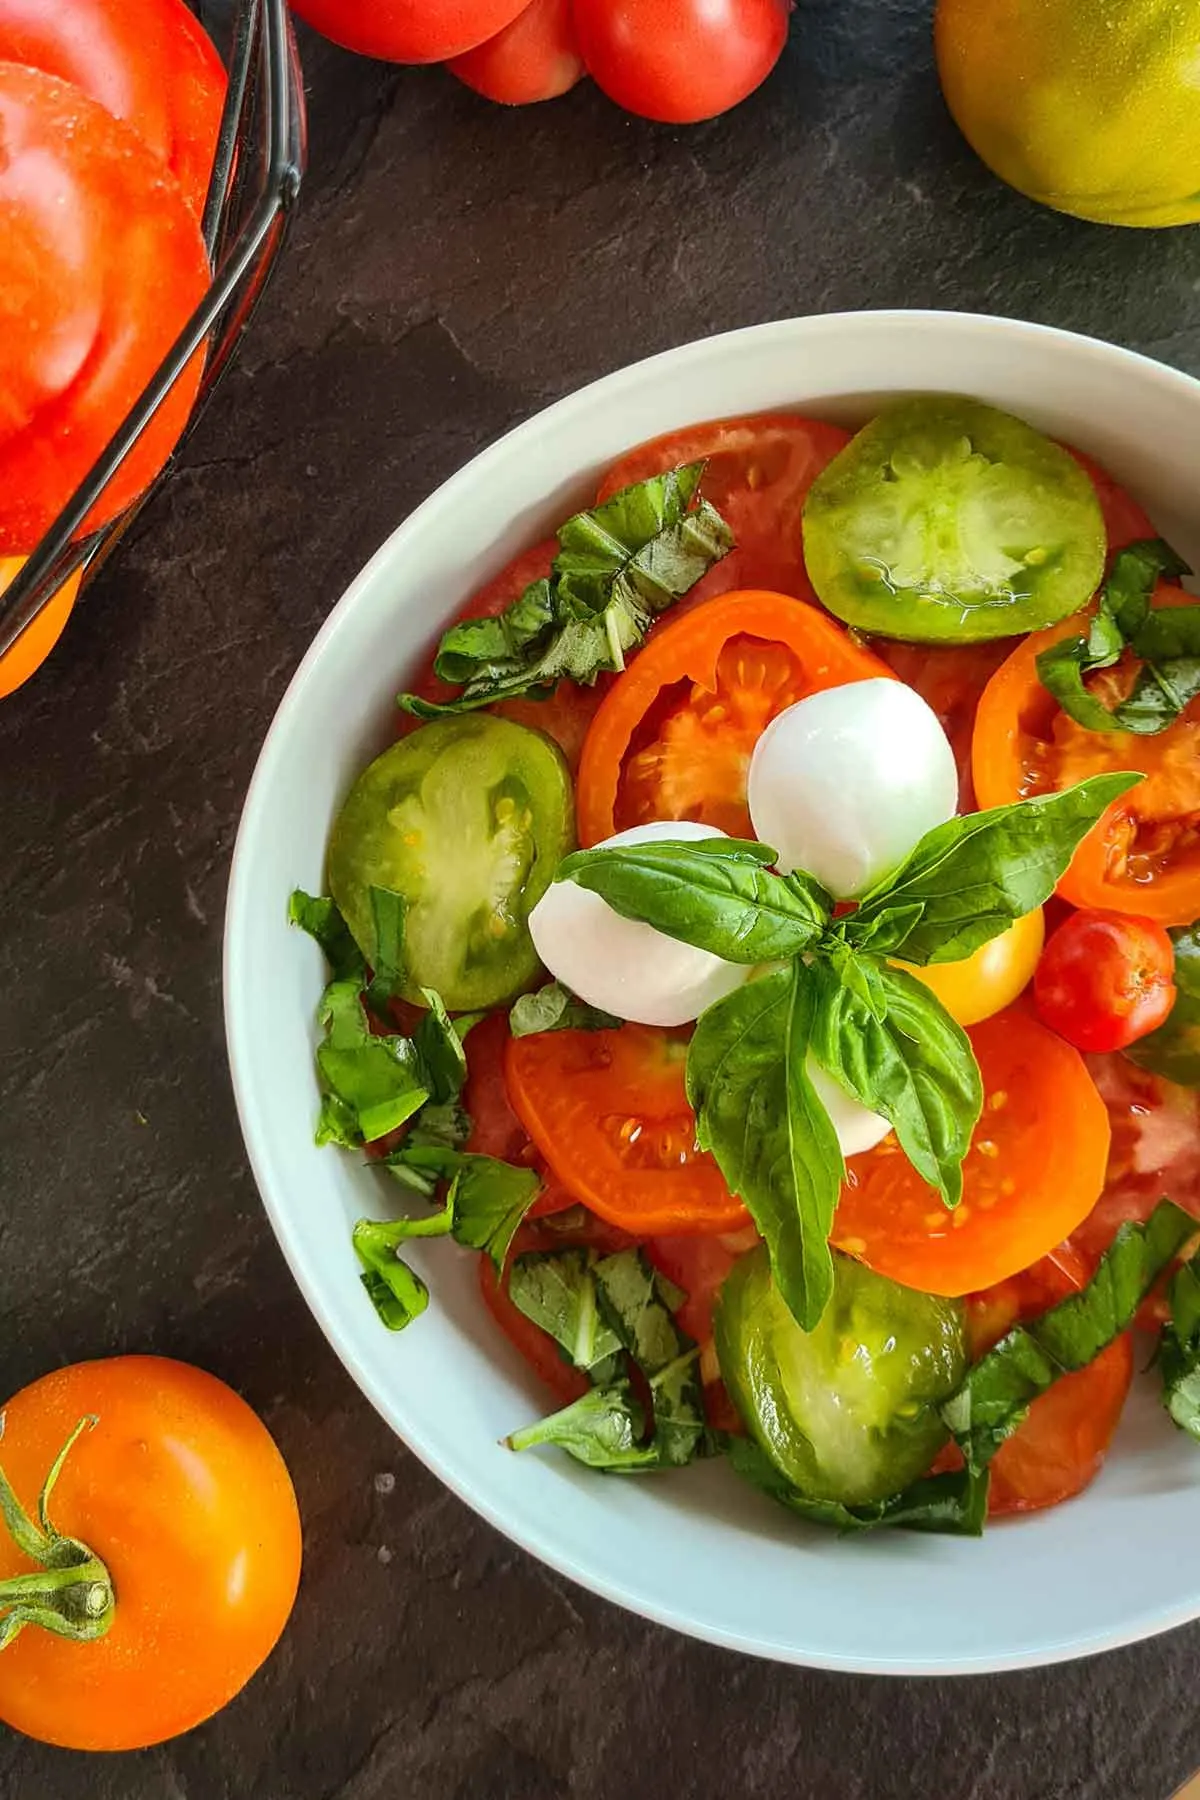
(0, 1357, 301, 1750)
(0, 557, 82, 698)
(831, 1009, 1111, 1295)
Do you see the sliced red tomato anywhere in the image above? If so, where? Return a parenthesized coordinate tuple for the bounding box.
(1070, 450, 1158, 552)
(575, 589, 893, 845)
(972, 583, 1200, 926)
(872, 640, 1011, 810)
(504, 1023, 747, 1234)
(463, 1011, 574, 1216)
(401, 536, 605, 771)
(645, 1230, 755, 1431)
(832, 1009, 1111, 1296)
(596, 415, 850, 607)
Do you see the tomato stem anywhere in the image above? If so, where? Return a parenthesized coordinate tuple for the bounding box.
(0, 1414, 115, 1651)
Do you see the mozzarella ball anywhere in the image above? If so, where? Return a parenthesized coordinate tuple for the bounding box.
(806, 1057, 892, 1158)
(747, 678, 958, 898)
(529, 820, 750, 1028)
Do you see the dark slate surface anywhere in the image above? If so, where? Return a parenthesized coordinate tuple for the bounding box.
(3, 8, 1200, 1795)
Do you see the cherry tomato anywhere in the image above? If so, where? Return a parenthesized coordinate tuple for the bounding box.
(505, 1023, 748, 1234)
(0, 1357, 301, 1750)
(895, 908, 1045, 1028)
(448, 0, 583, 102)
(832, 1009, 1111, 1295)
(1034, 908, 1177, 1054)
(0, 65, 209, 555)
(0, 0, 227, 216)
(575, 589, 893, 845)
(596, 414, 850, 606)
(574, 0, 791, 123)
(0, 556, 82, 698)
(972, 583, 1200, 926)
(288, 0, 528, 62)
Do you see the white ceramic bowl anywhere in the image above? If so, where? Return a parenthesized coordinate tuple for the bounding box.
(226, 312, 1200, 1674)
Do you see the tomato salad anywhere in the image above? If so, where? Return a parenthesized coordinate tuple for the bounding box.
(293, 398, 1200, 1535)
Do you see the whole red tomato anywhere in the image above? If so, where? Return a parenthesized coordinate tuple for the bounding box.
(0, 63, 210, 555)
(448, 0, 583, 104)
(289, 0, 529, 62)
(1034, 908, 1178, 1054)
(0, 1357, 301, 1750)
(573, 0, 792, 123)
(0, 0, 226, 215)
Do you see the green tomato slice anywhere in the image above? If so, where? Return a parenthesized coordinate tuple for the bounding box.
(802, 396, 1106, 643)
(715, 1246, 965, 1505)
(328, 714, 574, 1012)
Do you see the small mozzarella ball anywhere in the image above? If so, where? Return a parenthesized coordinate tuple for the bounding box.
(806, 1057, 892, 1158)
(529, 820, 750, 1028)
(747, 678, 958, 898)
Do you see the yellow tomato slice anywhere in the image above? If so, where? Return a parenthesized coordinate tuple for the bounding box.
(894, 908, 1045, 1027)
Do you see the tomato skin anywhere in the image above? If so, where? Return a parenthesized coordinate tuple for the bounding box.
(1034, 908, 1177, 1053)
(575, 589, 893, 846)
(832, 1008, 1111, 1296)
(0, 65, 209, 555)
(0, 1358, 301, 1751)
(289, 0, 529, 62)
(448, 0, 583, 102)
(896, 907, 1045, 1028)
(505, 1024, 748, 1234)
(0, 0, 227, 216)
(574, 0, 791, 123)
(0, 556, 81, 697)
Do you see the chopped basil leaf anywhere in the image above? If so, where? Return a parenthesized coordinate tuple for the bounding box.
(352, 1209, 446, 1332)
(555, 837, 831, 964)
(1125, 923, 1200, 1088)
(384, 1146, 541, 1271)
(508, 1250, 625, 1382)
(688, 964, 842, 1330)
(317, 979, 431, 1144)
(506, 1384, 654, 1468)
(290, 888, 366, 983)
(364, 885, 408, 1008)
(810, 962, 981, 1210)
(509, 981, 621, 1037)
(728, 1436, 988, 1537)
(1036, 539, 1198, 736)
(400, 464, 734, 716)
(943, 1199, 1197, 1473)
(844, 772, 1143, 965)
(1160, 1252, 1200, 1440)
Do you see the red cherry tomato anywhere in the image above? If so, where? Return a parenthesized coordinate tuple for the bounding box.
(573, 0, 792, 124)
(448, 0, 583, 102)
(0, 65, 209, 555)
(1034, 909, 1177, 1054)
(0, 0, 227, 216)
(288, 0, 528, 62)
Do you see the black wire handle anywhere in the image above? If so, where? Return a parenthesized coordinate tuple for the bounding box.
(0, 0, 306, 665)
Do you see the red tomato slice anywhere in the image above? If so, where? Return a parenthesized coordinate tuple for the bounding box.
(1070, 450, 1158, 552)
(596, 414, 851, 607)
(645, 1230, 755, 1431)
(985, 1336, 1134, 1515)
(832, 1009, 1111, 1296)
(402, 537, 606, 771)
(505, 1024, 748, 1234)
(463, 1011, 575, 1217)
(575, 589, 893, 845)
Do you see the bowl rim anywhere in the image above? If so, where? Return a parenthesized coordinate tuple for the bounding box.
(225, 308, 1200, 1675)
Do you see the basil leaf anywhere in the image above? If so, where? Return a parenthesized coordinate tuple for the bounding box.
(364, 885, 407, 1008)
(943, 1199, 1197, 1473)
(1036, 540, 1196, 737)
(556, 838, 830, 964)
(352, 1210, 446, 1332)
(384, 1146, 540, 1271)
(289, 889, 365, 984)
(1125, 923, 1200, 1088)
(509, 981, 621, 1037)
(845, 772, 1143, 965)
(593, 1253, 705, 1467)
(508, 1249, 624, 1381)
(400, 464, 733, 716)
(315, 1092, 361, 1150)
(810, 962, 981, 1210)
(728, 1436, 988, 1537)
(1160, 1253, 1200, 1440)
(316, 979, 431, 1144)
(688, 965, 842, 1330)
(412, 989, 472, 1102)
(506, 1383, 655, 1469)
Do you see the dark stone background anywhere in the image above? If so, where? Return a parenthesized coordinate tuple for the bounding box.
(3, 6, 1200, 1795)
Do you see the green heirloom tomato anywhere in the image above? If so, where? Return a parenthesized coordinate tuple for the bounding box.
(715, 1246, 966, 1505)
(328, 715, 574, 1012)
(802, 397, 1106, 644)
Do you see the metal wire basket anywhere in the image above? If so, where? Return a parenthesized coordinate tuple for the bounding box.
(0, 0, 306, 666)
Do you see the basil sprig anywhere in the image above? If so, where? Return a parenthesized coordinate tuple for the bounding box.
(399, 463, 734, 717)
(1126, 922, 1200, 1088)
(554, 770, 1141, 1330)
(1159, 1249, 1200, 1440)
(1036, 538, 1198, 736)
(943, 1199, 1197, 1472)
